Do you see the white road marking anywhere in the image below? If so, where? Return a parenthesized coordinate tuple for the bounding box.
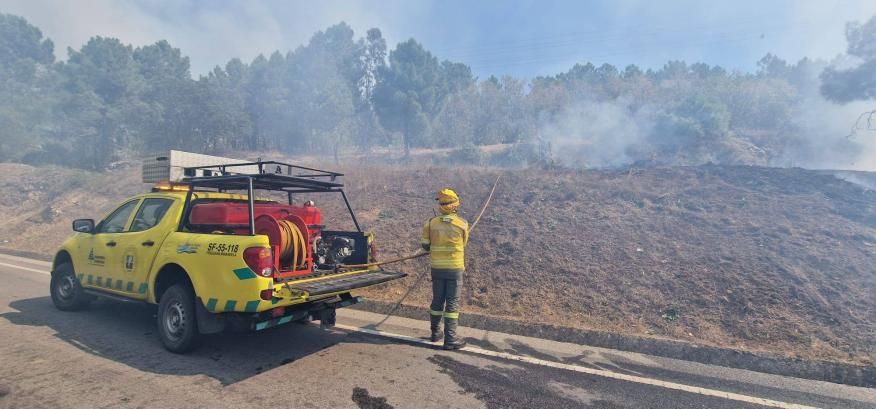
(335, 324, 818, 409)
(69, 339, 104, 356)
(0, 261, 50, 275)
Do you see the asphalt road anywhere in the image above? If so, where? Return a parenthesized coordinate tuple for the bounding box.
(0, 253, 873, 409)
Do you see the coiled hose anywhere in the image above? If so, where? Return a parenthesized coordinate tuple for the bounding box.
(277, 219, 307, 269)
(256, 215, 308, 270)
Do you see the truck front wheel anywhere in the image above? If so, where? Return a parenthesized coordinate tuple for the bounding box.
(50, 262, 93, 311)
(157, 284, 199, 353)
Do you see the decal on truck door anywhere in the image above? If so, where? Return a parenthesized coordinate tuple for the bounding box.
(177, 243, 199, 254)
(87, 248, 106, 266)
(124, 254, 135, 272)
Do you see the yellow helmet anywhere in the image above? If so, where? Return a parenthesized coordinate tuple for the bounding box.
(436, 187, 459, 205)
(436, 188, 459, 214)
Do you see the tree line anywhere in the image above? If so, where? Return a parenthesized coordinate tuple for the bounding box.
(1, 13, 873, 169)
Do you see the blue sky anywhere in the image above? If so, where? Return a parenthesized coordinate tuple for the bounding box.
(5, 0, 876, 78)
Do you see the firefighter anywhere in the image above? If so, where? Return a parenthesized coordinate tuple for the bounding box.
(421, 187, 469, 350)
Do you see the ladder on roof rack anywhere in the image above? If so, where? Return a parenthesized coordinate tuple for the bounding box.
(184, 160, 344, 182)
(142, 150, 344, 185)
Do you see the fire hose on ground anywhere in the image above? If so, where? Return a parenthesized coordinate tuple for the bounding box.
(338, 174, 501, 327)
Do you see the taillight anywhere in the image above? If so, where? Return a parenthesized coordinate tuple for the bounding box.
(244, 247, 273, 277)
(261, 289, 275, 301)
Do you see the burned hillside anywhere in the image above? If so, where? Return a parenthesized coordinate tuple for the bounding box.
(336, 165, 876, 365)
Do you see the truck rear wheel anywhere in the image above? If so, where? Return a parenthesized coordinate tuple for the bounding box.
(50, 262, 93, 311)
(157, 284, 199, 353)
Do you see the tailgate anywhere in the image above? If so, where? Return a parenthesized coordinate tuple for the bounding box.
(282, 270, 407, 297)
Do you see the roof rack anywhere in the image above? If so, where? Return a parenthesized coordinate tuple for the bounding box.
(182, 160, 345, 193)
(177, 160, 361, 233)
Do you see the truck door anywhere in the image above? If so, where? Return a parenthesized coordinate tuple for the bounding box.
(78, 199, 140, 290)
(112, 197, 177, 299)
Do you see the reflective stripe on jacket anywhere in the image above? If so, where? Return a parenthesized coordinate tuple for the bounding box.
(421, 213, 469, 270)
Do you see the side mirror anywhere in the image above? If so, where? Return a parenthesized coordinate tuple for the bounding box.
(72, 219, 95, 233)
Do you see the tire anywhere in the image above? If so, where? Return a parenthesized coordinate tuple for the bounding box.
(50, 262, 93, 311)
(157, 284, 200, 353)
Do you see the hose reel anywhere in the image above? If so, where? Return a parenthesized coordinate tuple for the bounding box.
(255, 214, 308, 269)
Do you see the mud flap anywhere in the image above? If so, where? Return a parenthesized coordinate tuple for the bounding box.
(317, 308, 336, 329)
(195, 297, 226, 334)
(253, 295, 361, 331)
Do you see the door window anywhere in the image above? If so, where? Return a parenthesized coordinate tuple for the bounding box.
(130, 198, 174, 232)
(97, 200, 139, 233)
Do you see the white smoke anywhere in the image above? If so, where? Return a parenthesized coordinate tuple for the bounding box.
(776, 54, 876, 171)
(540, 97, 655, 168)
(779, 98, 876, 171)
(538, 80, 876, 171)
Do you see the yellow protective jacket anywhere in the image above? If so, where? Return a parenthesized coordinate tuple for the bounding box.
(421, 213, 469, 277)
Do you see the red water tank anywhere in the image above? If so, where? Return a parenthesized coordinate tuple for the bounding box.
(190, 203, 319, 226)
(293, 204, 322, 227)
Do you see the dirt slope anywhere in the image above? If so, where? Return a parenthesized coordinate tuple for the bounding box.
(1, 162, 873, 365)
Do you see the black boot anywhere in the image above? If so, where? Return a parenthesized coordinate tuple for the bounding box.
(430, 315, 443, 342)
(443, 338, 466, 350)
(442, 317, 466, 350)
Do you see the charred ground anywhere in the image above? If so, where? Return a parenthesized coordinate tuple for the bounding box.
(0, 163, 873, 365)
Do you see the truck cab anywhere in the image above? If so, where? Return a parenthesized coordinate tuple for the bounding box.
(50, 154, 406, 353)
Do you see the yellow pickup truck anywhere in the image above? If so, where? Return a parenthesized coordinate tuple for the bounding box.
(50, 159, 406, 353)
